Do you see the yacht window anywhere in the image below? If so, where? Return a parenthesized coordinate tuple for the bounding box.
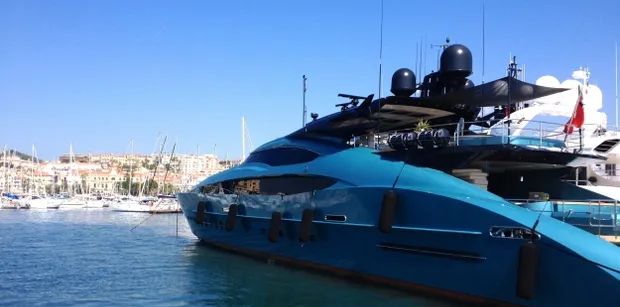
(217, 175, 336, 195)
(606, 164, 617, 176)
(244, 147, 319, 166)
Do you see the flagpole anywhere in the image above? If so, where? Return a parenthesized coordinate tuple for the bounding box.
(615, 41, 618, 130)
(302, 75, 307, 127)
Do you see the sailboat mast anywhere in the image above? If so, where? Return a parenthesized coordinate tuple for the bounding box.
(241, 116, 246, 161)
(128, 138, 134, 196)
(2, 145, 5, 193)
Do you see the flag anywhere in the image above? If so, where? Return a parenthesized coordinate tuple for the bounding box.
(563, 86, 585, 134)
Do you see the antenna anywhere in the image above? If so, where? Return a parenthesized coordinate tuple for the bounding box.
(418, 36, 423, 80)
(482, 2, 485, 84)
(378, 0, 384, 99)
(615, 41, 618, 129)
(302, 75, 307, 127)
(414, 42, 419, 88)
(431, 37, 450, 70)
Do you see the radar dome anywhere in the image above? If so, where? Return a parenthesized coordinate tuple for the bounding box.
(535, 75, 560, 88)
(390, 68, 416, 97)
(560, 79, 582, 106)
(585, 84, 603, 110)
(439, 44, 473, 78)
(463, 79, 475, 89)
(561, 79, 582, 89)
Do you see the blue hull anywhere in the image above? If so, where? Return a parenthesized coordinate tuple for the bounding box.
(178, 187, 620, 307)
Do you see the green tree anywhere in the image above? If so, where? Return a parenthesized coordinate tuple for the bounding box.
(120, 164, 132, 172)
(81, 174, 88, 194)
(21, 178, 30, 193)
(144, 178, 159, 195)
(162, 183, 176, 195)
(116, 174, 140, 195)
(73, 183, 84, 194)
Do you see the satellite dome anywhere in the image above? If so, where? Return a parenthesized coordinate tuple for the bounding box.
(439, 44, 473, 78)
(463, 79, 475, 89)
(535, 75, 560, 88)
(585, 84, 603, 110)
(559, 79, 582, 106)
(561, 79, 582, 89)
(390, 68, 416, 97)
(534, 75, 561, 104)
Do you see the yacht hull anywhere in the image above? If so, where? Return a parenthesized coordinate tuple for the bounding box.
(178, 188, 620, 307)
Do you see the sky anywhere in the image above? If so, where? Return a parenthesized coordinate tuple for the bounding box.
(1, 0, 619, 161)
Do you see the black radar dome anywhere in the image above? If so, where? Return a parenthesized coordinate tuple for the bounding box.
(463, 79, 475, 89)
(390, 68, 416, 97)
(440, 44, 473, 78)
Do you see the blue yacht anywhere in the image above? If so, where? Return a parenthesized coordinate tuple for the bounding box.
(177, 44, 620, 306)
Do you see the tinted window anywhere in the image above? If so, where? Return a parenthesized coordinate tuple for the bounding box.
(223, 176, 337, 195)
(244, 147, 319, 166)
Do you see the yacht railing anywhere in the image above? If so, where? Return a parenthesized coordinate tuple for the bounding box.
(443, 118, 583, 152)
(509, 198, 619, 241)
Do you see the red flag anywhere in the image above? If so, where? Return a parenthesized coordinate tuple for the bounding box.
(563, 87, 585, 134)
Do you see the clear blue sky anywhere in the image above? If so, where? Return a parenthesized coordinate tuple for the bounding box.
(1, 0, 619, 160)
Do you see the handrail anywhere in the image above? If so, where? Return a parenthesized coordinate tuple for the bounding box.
(380, 118, 586, 152)
(508, 198, 618, 239)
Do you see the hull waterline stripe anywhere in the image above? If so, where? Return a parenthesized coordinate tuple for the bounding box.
(197, 240, 524, 307)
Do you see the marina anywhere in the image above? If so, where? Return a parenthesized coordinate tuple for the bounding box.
(2, 1, 620, 306)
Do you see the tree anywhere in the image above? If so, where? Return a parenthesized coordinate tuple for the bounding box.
(117, 174, 140, 195)
(73, 183, 84, 194)
(61, 180, 68, 193)
(162, 183, 176, 195)
(81, 174, 88, 194)
(144, 178, 159, 195)
(21, 178, 30, 193)
(120, 164, 132, 172)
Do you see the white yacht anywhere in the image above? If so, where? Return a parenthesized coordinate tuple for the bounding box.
(26, 195, 61, 209)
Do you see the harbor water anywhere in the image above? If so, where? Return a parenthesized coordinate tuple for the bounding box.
(0, 210, 462, 307)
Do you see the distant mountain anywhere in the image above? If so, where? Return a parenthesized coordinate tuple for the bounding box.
(0, 149, 45, 162)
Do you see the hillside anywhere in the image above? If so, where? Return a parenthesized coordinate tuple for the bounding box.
(0, 149, 45, 162)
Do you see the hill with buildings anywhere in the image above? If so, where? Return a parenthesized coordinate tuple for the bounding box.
(1, 149, 44, 162)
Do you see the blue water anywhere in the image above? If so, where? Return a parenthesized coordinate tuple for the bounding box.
(0, 210, 462, 307)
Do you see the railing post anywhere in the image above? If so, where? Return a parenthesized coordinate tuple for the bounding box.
(613, 199, 618, 241)
(539, 121, 543, 148)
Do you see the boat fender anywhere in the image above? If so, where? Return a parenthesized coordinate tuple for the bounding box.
(379, 190, 397, 233)
(516, 241, 539, 300)
(225, 204, 238, 231)
(196, 201, 206, 225)
(268, 211, 283, 243)
(299, 209, 314, 242)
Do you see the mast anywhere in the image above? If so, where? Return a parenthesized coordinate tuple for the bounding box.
(30, 144, 34, 195)
(128, 138, 134, 196)
(241, 116, 246, 161)
(2, 145, 5, 193)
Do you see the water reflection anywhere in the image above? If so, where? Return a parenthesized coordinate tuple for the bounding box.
(178, 242, 463, 307)
(0, 210, 464, 307)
